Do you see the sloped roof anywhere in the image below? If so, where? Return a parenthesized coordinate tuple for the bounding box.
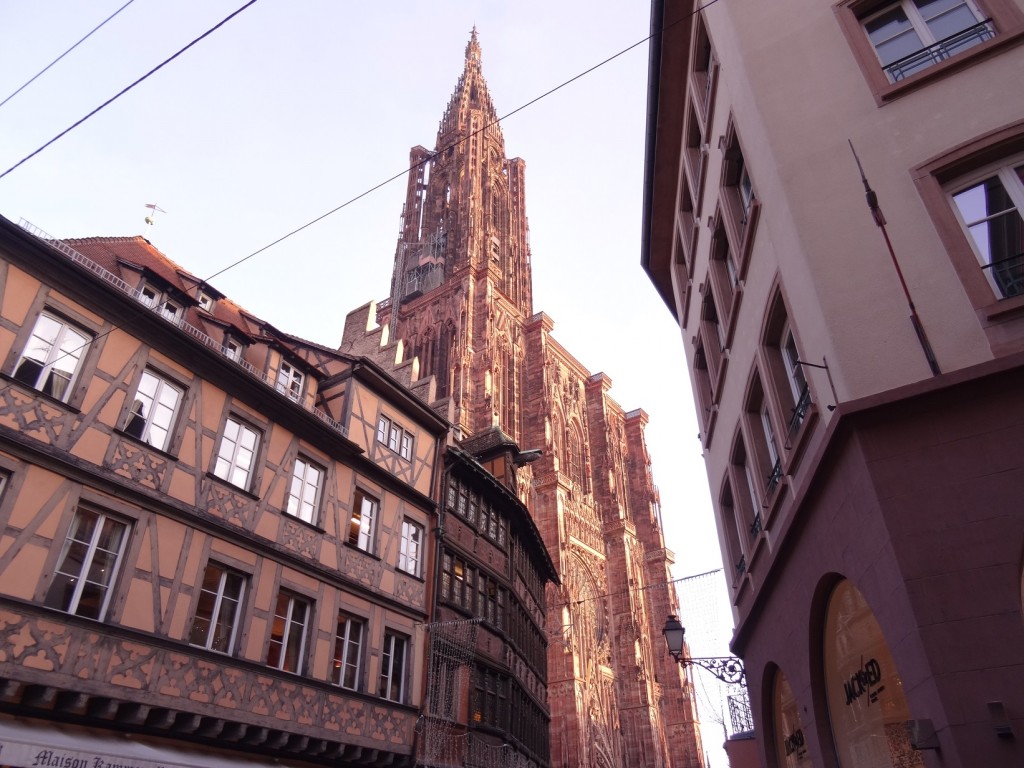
(64, 236, 265, 343)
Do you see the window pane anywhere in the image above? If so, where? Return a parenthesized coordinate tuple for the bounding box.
(866, 9, 924, 65)
(916, 0, 978, 40)
(954, 175, 1024, 289)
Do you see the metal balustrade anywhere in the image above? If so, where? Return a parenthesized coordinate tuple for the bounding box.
(18, 219, 347, 437)
(885, 19, 995, 81)
(786, 383, 812, 442)
(982, 251, 1024, 299)
(728, 687, 754, 734)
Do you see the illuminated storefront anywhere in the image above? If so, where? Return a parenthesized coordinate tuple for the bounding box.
(771, 670, 811, 767)
(823, 580, 922, 768)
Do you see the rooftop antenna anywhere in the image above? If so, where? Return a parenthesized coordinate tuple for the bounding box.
(143, 203, 166, 238)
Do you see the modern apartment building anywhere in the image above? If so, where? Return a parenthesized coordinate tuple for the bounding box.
(642, 1, 1024, 766)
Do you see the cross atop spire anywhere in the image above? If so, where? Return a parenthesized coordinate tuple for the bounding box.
(466, 25, 481, 64)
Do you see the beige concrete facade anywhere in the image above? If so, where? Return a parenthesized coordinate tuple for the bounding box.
(644, 1, 1024, 766)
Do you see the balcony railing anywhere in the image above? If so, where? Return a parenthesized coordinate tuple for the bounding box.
(19, 219, 347, 437)
(786, 383, 812, 442)
(728, 687, 754, 735)
(749, 511, 762, 538)
(766, 458, 783, 495)
(885, 19, 995, 81)
(982, 251, 1024, 299)
(735, 554, 746, 578)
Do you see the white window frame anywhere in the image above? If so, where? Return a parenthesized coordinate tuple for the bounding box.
(863, 0, 989, 81)
(198, 291, 216, 312)
(266, 591, 309, 673)
(761, 405, 781, 469)
(349, 489, 378, 552)
(189, 562, 246, 653)
(214, 416, 260, 490)
(333, 611, 365, 690)
(398, 518, 424, 576)
(44, 508, 129, 620)
(949, 158, 1024, 299)
(13, 312, 90, 403)
(275, 360, 304, 402)
(378, 415, 414, 461)
(224, 337, 243, 362)
(781, 326, 808, 405)
(139, 283, 182, 323)
(738, 162, 755, 225)
(379, 631, 408, 702)
(124, 369, 183, 451)
(286, 456, 323, 524)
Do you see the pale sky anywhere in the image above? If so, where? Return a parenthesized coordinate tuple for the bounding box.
(0, 0, 727, 650)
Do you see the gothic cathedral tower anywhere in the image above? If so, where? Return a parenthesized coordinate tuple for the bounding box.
(379, 30, 530, 444)
(375, 30, 704, 768)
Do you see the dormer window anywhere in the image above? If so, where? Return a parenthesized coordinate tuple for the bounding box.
(275, 360, 304, 402)
(139, 283, 182, 324)
(198, 291, 215, 312)
(224, 337, 243, 362)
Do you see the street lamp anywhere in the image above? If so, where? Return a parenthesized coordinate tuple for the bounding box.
(662, 615, 746, 685)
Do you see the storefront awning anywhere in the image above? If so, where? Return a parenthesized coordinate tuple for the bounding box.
(0, 716, 294, 768)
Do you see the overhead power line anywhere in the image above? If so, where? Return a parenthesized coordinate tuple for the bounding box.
(0, 0, 138, 112)
(202, 0, 723, 283)
(7, 0, 720, 382)
(0, 0, 259, 181)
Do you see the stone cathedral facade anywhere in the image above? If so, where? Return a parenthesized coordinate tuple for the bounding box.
(367, 31, 704, 768)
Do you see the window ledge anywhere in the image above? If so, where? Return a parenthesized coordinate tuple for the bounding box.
(723, 284, 745, 347)
(763, 475, 790, 531)
(0, 373, 81, 413)
(342, 541, 382, 561)
(981, 292, 1024, 323)
(281, 511, 325, 533)
(205, 471, 260, 501)
(114, 428, 179, 461)
(396, 568, 425, 583)
(782, 407, 820, 476)
(747, 531, 768, 574)
(700, 405, 719, 449)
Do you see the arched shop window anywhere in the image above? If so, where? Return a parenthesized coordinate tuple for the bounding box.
(823, 579, 923, 767)
(771, 669, 811, 767)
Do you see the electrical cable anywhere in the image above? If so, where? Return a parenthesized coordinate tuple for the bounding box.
(0, 0, 259, 181)
(0, 0, 137, 112)
(202, 0, 724, 284)
(6, 0, 722, 402)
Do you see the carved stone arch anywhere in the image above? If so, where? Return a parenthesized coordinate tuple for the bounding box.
(550, 406, 566, 470)
(435, 319, 456, 398)
(567, 552, 608, 673)
(419, 325, 436, 379)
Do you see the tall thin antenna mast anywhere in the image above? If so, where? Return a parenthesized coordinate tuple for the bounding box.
(848, 141, 940, 376)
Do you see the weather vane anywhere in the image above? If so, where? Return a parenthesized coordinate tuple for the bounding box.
(143, 203, 166, 238)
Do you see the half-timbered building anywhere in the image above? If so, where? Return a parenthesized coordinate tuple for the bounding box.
(0, 214, 448, 767)
(415, 427, 558, 768)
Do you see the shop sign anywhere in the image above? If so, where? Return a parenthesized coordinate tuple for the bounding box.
(843, 656, 884, 707)
(0, 741, 175, 768)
